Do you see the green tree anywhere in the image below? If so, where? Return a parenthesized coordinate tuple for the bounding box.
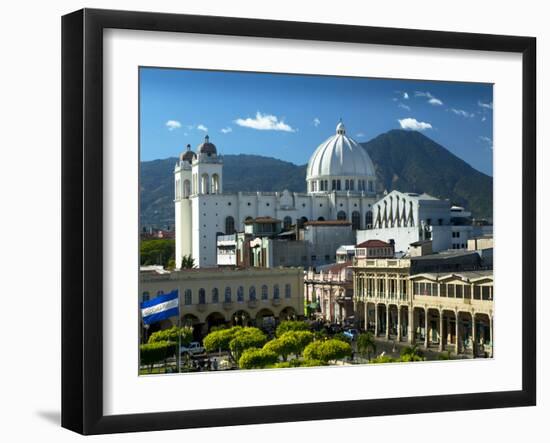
(140, 239, 175, 267)
(229, 327, 268, 362)
(180, 254, 196, 269)
(148, 325, 193, 346)
(238, 348, 279, 369)
(357, 332, 377, 361)
(140, 341, 177, 372)
(303, 339, 352, 363)
(203, 326, 242, 359)
(275, 320, 310, 337)
(263, 330, 313, 362)
(400, 344, 425, 362)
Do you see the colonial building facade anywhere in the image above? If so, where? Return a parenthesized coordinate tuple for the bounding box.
(174, 122, 379, 268)
(140, 267, 304, 337)
(304, 262, 353, 323)
(353, 256, 493, 357)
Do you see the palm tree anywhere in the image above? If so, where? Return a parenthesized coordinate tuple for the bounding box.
(180, 255, 196, 269)
(357, 332, 377, 361)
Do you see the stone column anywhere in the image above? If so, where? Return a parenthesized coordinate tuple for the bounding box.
(455, 311, 460, 354)
(397, 306, 402, 342)
(408, 307, 414, 344)
(472, 312, 476, 359)
(374, 304, 378, 337)
(424, 308, 429, 348)
(439, 310, 444, 352)
(363, 302, 367, 331)
(385, 304, 390, 339)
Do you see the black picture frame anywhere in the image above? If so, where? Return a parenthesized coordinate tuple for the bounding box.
(61, 8, 537, 435)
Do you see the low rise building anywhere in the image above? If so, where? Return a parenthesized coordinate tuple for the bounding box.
(352, 251, 493, 358)
(140, 266, 304, 338)
(304, 262, 353, 323)
(355, 239, 395, 259)
(216, 218, 355, 269)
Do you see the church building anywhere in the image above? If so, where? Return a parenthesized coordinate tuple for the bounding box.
(174, 121, 379, 268)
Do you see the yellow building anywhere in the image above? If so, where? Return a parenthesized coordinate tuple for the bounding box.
(353, 257, 493, 358)
(140, 267, 304, 337)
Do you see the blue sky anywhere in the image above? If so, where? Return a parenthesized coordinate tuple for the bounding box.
(140, 68, 493, 176)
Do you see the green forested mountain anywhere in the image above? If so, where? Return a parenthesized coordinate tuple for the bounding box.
(140, 130, 492, 227)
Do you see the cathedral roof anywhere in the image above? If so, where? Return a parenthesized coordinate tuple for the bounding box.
(306, 121, 376, 183)
(198, 135, 217, 155)
(179, 144, 196, 163)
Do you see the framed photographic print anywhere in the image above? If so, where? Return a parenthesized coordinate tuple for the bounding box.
(61, 8, 536, 435)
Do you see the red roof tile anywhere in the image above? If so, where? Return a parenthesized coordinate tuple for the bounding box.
(356, 239, 393, 248)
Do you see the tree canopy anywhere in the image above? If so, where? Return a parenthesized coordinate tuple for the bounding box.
(148, 326, 193, 346)
(275, 320, 310, 337)
(140, 239, 175, 267)
(263, 330, 314, 361)
(229, 327, 268, 362)
(303, 339, 352, 363)
(238, 348, 279, 369)
(203, 326, 267, 362)
(140, 340, 176, 369)
(203, 326, 242, 354)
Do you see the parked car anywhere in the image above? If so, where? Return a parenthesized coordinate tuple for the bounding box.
(180, 341, 205, 355)
(343, 329, 359, 341)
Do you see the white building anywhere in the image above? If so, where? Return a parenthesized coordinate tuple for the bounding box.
(175, 122, 379, 268)
(356, 190, 492, 254)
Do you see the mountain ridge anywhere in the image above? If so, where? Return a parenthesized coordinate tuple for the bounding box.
(140, 130, 492, 227)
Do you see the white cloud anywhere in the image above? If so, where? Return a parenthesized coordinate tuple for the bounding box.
(235, 111, 296, 132)
(478, 101, 493, 110)
(398, 118, 432, 131)
(220, 127, 232, 134)
(356, 132, 365, 137)
(481, 116, 487, 122)
(479, 136, 493, 149)
(165, 120, 182, 131)
(450, 108, 475, 118)
(398, 103, 411, 111)
(403, 92, 409, 100)
(313, 117, 321, 127)
(197, 124, 208, 132)
(415, 91, 443, 106)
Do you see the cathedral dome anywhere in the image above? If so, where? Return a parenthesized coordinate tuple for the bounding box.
(197, 135, 217, 155)
(179, 144, 196, 163)
(306, 121, 376, 193)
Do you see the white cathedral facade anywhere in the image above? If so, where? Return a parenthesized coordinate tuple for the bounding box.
(174, 122, 379, 268)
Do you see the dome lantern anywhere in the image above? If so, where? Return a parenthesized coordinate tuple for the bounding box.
(179, 143, 196, 163)
(198, 134, 217, 155)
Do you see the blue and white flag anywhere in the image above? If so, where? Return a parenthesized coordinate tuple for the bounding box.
(141, 290, 179, 325)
